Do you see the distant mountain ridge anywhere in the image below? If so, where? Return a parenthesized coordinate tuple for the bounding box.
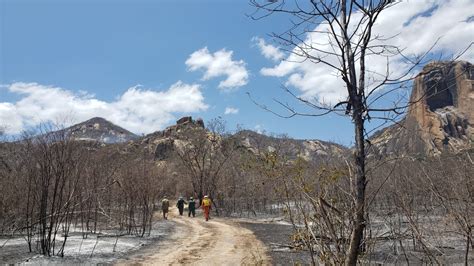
(131, 117, 348, 162)
(65, 117, 138, 143)
(234, 129, 347, 161)
(61, 116, 347, 162)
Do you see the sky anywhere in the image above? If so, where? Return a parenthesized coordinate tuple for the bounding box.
(0, 0, 473, 146)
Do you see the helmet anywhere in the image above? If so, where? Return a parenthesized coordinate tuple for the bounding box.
(204, 195, 209, 198)
(190, 197, 194, 200)
(179, 196, 183, 200)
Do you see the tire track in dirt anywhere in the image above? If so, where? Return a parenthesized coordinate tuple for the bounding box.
(116, 207, 270, 265)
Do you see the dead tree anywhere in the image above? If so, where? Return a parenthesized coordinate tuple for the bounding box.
(20, 125, 86, 256)
(249, 0, 458, 264)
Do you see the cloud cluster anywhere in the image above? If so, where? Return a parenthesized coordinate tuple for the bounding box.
(1, 45, 251, 134)
(224, 107, 239, 115)
(259, 0, 474, 105)
(0, 82, 208, 134)
(186, 47, 249, 90)
(252, 37, 284, 61)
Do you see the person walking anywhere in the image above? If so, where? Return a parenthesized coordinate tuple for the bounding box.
(162, 196, 170, 220)
(176, 196, 187, 216)
(188, 197, 196, 217)
(201, 195, 212, 221)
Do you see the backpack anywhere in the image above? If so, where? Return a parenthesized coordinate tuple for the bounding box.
(202, 198, 211, 207)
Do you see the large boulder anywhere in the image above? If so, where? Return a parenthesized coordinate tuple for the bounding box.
(176, 116, 193, 125)
(195, 118, 205, 128)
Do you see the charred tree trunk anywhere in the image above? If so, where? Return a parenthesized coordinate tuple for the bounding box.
(346, 108, 366, 265)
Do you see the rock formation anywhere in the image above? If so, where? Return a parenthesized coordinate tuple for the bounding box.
(176, 116, 193, 125)
(139, 116, 207, 160)
(370, 61, 474, 156)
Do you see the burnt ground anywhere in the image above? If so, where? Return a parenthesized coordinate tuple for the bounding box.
(239, 221, 313, 265)
(241, 216, 474, 265)
(0, 240, 35, 265)
(4, 212, 472, 265)
(0, 219, 175, 265)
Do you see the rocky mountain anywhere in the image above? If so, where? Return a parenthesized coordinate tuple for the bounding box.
(370, 61, 474, 157)
(128, 116, 347, 162)
(235, 130, 347, 161)
(65, 117, 138, 143)
(137, 116, 206, 160)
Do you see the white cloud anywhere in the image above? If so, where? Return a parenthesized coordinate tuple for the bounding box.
(224, 107, 239, 115)
(260, 0, 474, 105)
(0, 82, 208, 134)
(252, 37, 284, 61)
(185, 47, 249, 90)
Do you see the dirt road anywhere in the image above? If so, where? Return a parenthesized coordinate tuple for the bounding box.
(117, 208, 270, 265)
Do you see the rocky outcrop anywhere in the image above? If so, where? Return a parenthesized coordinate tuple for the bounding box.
(195, 118, 205, 128)
(370, 61, 474, 156)
(176, 116, 205, 128)
(138, 116, 207, 160)
(177, 116, 193, 125)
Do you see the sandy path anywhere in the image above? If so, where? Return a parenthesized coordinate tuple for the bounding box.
(117, 207, 270, 265)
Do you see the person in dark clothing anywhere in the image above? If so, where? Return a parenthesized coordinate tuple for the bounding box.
(188, 197, 196, 217)
(176, 196, 187, 216)
(162, 196, 170, 220)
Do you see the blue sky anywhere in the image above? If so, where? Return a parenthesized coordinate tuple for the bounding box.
(1, 0, 473, 146)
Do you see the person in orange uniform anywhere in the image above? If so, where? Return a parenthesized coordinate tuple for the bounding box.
(201, 195, 212, 221)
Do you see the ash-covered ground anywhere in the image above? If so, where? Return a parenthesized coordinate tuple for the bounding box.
(238, 218, 313, 265)
(0, 219, 174, 265)
(2, 212, 472, 265)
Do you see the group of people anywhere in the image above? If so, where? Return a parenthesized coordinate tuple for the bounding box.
(161, 195, 213, 221)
